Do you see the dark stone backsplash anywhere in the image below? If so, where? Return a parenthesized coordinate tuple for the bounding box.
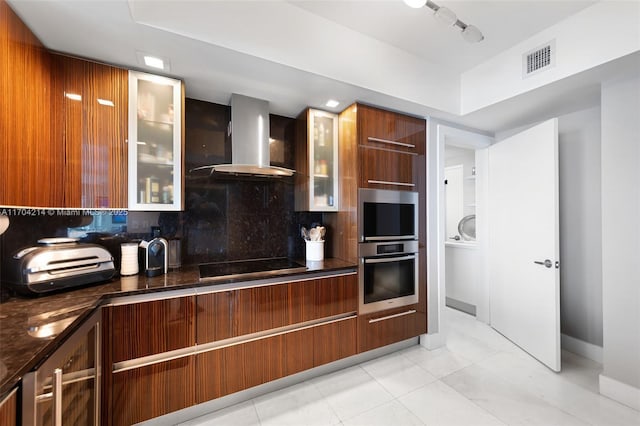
(1, 98, 326, 300)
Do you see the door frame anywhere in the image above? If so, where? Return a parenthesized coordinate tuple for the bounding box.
(427, 123, 492, 347)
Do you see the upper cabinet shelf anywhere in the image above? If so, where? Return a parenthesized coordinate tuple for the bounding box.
(128, 71, 184, 211)
(295, 108, 339, 212)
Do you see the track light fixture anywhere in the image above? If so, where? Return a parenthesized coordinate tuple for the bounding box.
(404, 0, 485, 43)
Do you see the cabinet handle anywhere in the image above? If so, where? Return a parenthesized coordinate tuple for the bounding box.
(53, 368, 63, 426)
(367, 136, 415, 149)
(369, 309, 417, 323)
(367, 180, 415, 188)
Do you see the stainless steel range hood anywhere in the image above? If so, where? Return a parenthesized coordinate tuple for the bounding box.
(192, 94, 294, 177)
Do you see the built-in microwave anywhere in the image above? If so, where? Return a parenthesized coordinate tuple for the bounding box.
(358, 188, 419, 314)
(358, 188, 418, 242)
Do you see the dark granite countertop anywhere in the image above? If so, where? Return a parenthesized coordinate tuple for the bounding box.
(0, 258, 356, 399)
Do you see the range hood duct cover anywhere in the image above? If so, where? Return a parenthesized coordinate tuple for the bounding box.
(193, 94, 294, 177)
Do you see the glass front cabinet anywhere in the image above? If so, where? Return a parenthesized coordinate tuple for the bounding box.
(295, 108, 339, 212)
(128, 71, 183, 211)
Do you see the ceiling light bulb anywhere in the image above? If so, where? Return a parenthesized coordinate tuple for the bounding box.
(404, 0, 427, 8)
(325, 99, 340, 108)
(433, 6, 457, 26)
(461, 25, 484, 43)
(144, 55, 164, 69)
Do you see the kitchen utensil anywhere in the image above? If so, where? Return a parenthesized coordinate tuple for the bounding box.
(309, 227, 320, 241)
(301, 227, 309, 240)
(0, 215, 9, 235)
(319, 226, 326, 239)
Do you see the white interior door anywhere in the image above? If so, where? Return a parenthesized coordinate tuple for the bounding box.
(488, 118, 561, 371)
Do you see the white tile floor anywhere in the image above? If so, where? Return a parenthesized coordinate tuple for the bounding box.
(178, 308, 640, 426)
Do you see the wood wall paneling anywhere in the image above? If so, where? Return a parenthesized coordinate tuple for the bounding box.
(111, 357, 195, 426)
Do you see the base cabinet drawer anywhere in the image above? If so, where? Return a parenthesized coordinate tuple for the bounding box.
(358, 306, 420, 353)
(111, 357, 195, 426)
(314, 317, 357, 366)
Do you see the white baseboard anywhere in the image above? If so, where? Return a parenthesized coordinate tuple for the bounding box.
(561, 333, 603, 363)
(599, 374, 640, 411)
(420, 333, 446, 350)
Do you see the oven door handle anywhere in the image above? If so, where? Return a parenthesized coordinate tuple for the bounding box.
(363, 254, 416, 264)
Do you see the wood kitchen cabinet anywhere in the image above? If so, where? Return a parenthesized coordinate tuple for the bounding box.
(103, 296, 195, 425)
(0, 389, 17, 426)
(103, 273, 357, 424)
(22, 310, 101, 426)
(111, 357, 195, 426)
(195, 274, 357, 404)
(1, 1, 64, 207)
(50, 54, 129, 208)
(357, 104, 425, 191)
(357, 305, 422, 353)
(295, 108, 340, 211)
(0, 1, 128, 208)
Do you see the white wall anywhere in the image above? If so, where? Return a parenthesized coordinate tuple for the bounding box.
(445, 244, 478, 309)
(461, 1, 640, 114)
(558, 107, 603, 348)
(600, 75, 640, 407)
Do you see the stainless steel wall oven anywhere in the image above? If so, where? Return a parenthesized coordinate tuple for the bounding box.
(358, 189, 419, 314)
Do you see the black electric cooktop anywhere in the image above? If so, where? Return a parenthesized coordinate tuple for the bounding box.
(199, 258, 307, 282)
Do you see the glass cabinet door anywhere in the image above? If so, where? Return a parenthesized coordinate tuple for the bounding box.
(307, 109, 338, 211)
(128, 71, 182, 211)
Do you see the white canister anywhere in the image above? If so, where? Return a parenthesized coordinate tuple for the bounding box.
(120, 242, 139, 276)
(305, 240, 324, 261)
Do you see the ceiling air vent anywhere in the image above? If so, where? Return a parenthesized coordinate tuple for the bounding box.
(523, 40, 555, 78)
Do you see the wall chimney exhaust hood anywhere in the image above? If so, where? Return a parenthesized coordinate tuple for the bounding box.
(191, 94, 294, 177)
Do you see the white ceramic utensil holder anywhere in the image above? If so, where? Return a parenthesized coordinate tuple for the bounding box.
(305, 240, 324, 261)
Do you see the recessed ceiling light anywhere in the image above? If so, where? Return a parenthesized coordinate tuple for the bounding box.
(97, 98, 114, 107)
(65, 93, 82, 101)
(325, 99, 340, 108)
(144, 55, 164, 69)
(403, 0, 426, 8)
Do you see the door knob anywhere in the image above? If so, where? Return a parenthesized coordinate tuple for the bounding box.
(534, 259, 553, 268)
